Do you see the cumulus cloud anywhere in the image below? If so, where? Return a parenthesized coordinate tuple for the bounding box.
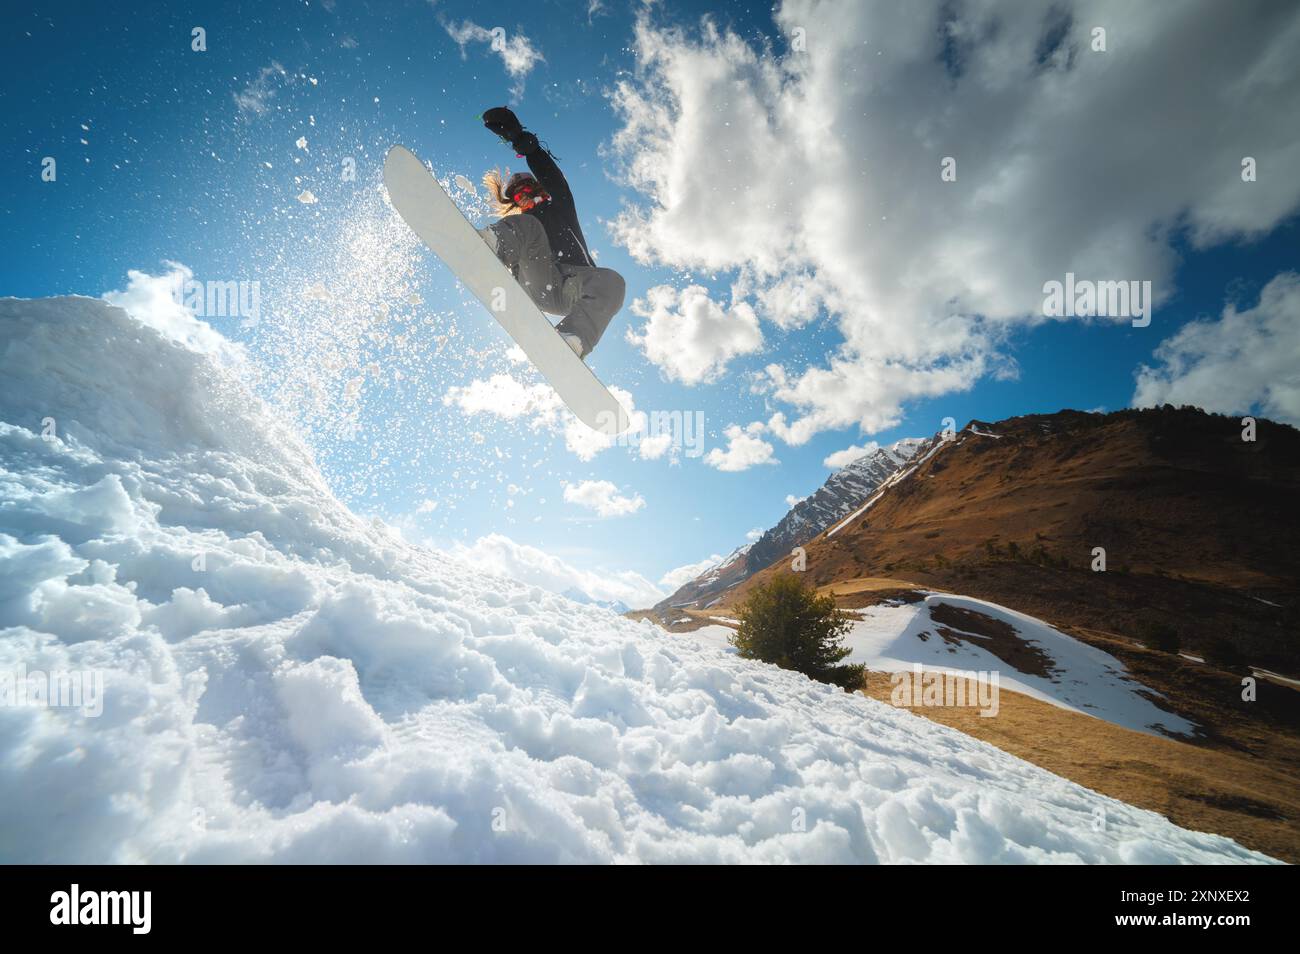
(444, 373, 560, 421)
(608, 1, 1300, 442)
(637, 430, 674, 460)
(444, 374, 669, 462)
(562, 479, 646, 518)
(1133, 271, 1300, 425)
(453, 532, 663, 609)
(625, 284, 763, 385)
(444, 20, 544, 95)
(784, 494, 805, 507)
(704, 422, 778, 472)
(443, 373, 607, 460)
(657, 553, 723, 591)
(823, 442, 880, 469)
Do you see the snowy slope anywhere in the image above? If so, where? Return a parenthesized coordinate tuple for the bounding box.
(747, 437, 929, 560)
(828, 436, 956, 538)
(696, 543, 754, 587)
(842, 595, 1197, 737)
(656, 438, 927, 611)
(0, 297, 1274, 863)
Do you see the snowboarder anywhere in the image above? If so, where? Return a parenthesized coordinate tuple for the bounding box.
(476, 106, 625, 360)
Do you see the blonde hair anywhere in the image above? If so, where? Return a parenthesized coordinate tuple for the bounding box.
(482, 167, 549, 217)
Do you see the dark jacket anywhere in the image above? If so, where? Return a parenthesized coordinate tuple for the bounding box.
(522, 146, 595, 267)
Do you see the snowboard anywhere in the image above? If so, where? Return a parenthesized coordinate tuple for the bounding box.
(384, 144, 631, 435)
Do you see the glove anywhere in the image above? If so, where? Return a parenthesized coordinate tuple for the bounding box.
(482, 106, 540, 156)
(482, 106, 524, 142)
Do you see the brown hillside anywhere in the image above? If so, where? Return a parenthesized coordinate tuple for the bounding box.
(732, 407, 1300, 673)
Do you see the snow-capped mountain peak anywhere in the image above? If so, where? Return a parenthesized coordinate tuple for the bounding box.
(655, 437, 930, 612)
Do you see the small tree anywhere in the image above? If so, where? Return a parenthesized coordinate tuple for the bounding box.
(730, 574, 865, 690)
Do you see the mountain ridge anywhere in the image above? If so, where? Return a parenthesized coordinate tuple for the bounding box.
(654, 436, 929, 613)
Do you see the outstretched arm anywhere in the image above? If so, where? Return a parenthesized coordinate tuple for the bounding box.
(521, 146, 573, 208)
(481, 106, 573, 206)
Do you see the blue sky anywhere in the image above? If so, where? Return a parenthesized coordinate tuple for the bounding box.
(3, 0, 1298, 607)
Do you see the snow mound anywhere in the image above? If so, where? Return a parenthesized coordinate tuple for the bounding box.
(0, 297, 1275, 863)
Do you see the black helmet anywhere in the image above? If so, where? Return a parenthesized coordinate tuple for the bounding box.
(505, 172, 540, 203)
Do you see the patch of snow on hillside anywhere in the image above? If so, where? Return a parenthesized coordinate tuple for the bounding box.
(843, 594, 1197, 737)
(687, 624, 739, 654)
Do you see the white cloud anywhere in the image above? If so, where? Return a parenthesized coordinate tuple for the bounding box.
(233, 62, 288, 116)
(625, 284, 763, 385)
(823, 442, 880, 469)
(562, 480, 645, 518)
(445, 373, 563, 423)
(784, 494, 805, 507)
(453, 532, 663, 608)
(444, 20, 544, 95)
(1133, 271, 1300, 425)
(657, 553, 722, 591)
(704, 422, 778, 472)
(444, 374, 670, 463)
(608, 2, 1300, 443)
(637, 430, 674, 460)
(744, 527, 763, 542)
(102, 262, 245, 364)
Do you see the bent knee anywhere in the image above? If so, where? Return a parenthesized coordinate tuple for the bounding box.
(601, 269, 626, 312)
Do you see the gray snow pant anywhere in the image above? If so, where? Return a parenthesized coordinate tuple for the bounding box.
(486, 214, 625, 357)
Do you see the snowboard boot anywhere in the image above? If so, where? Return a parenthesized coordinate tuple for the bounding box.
(476, 226, 500, 255)
(560, 332, 585, 359)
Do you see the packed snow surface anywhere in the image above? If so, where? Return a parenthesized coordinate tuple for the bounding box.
(0, 297, 1274, 863)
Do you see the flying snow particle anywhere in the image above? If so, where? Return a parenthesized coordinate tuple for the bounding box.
(296, 190, 318, 204)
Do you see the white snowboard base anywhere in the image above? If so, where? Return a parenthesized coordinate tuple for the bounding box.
(384, 144, 631, 435)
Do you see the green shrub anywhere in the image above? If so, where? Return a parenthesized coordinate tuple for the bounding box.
(731, 574, 865, 691)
